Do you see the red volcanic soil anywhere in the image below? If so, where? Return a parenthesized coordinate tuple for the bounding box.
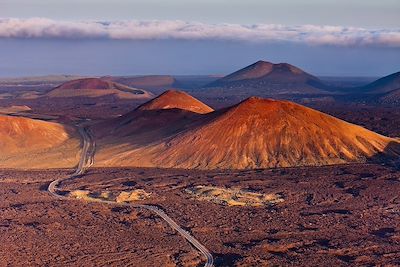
(0, 169, 203, 267)
(93, 90, 211, 143)
(0, 115, 69, 152)
(2, 164, 398, 266)
(46, 78, 153, 99)
(137, 90, 214, 114)
(220, 61, 306, 82)
(55, 78, 121, 90)
(94, 94, 400, 169)
(0, 115, 80, 168)
(206, 60, 328, 94)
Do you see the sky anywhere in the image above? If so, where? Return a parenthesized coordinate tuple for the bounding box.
(0, 0, 399, 77)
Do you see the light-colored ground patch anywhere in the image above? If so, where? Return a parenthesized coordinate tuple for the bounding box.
(69, 189, 151, 203)
(69, 190, 100, 201)
(185, 185, 284, 207)
(18, 91, 42, 99)
(0, 105, 31, 114)
(116, 190, 152, 203)
(46, 88, 152, 99)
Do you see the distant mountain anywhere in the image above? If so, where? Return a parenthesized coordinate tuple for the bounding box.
(45, 78, 153, 99)
(137, 90, 214, 114)
(361, 72, 400, 94)
(94, 92, 400, 169)
(93, 90, 211, 145)
(205, 60, 330, 95)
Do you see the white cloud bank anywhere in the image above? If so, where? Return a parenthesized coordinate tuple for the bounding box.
(0, 18, 399, 47)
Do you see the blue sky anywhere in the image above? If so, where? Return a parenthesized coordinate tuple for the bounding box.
(0, 0, 399, 77)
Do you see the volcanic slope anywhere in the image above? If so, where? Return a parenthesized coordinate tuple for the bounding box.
(94, 95, 400, 169)
(137, 90, 213, 114)
(45, 78, 153, 99)
(362, 71, 400, 93)
(206, 60, 330, 95)
(0, 115, 80, 168)
(93, 90, 213, 145)
(379, 87, 400, 105)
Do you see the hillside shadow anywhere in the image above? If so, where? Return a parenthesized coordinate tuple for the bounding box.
(106, 108, 219, 146)
(367, 141, 400, 170)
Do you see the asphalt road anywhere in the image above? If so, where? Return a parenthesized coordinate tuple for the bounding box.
(48, 126, 214, 267)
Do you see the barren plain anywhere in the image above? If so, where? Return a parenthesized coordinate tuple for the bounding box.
(1, 163, 399, 266)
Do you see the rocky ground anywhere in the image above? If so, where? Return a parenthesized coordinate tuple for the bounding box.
(1, 164, 399, 266)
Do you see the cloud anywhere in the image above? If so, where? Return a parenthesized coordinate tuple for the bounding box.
(0, 18, 399, 47)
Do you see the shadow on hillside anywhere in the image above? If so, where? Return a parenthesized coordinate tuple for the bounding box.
(94, 107, 220, 147)
(368, 141, 400, 169)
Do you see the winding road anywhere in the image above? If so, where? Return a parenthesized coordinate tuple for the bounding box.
(48, 126, 214, 267)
